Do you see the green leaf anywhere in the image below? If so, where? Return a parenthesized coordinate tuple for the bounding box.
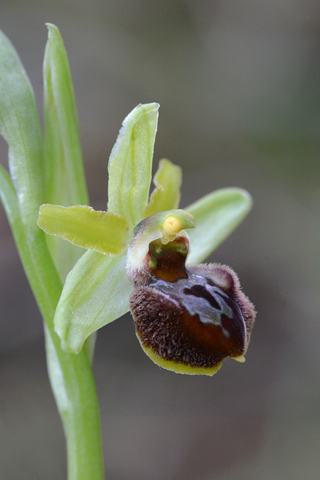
(107, 103, 159, 228)
(54, 250, 133, 353)
(186, 188, 252, 265)
(43, 24, 89, 278)
(0, 165, 21, 226)
(0, 29, 44, 226)
(38, 204, 129, 254)
(144, 159, 182, 217)
(0, 167, 63, 329)
(0, 164, 25, 247)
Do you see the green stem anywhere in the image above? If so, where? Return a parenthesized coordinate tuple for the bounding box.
(39, 260, 104, 480)
(0, 166, 104, 479)
(44, 325, 104, 480)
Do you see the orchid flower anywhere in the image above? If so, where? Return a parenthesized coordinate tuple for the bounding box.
(38, 102, 255, 375)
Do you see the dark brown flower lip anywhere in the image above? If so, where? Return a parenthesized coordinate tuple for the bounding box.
(130, 261, 255, 374)
(127, 212, 256, 375)
(131, 286, 243, 372)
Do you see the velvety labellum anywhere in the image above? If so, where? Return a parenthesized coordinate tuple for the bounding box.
(129, 236, 255, 375)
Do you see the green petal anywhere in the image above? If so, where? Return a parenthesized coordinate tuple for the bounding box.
(38, 204, 129, 255)
(54, 250, 132, 353)
(144, 159, 182, 217)
(186, 188, 252, 265)
(0, 29, 44, 226)
(107, 103, 159, 228)
(43, 24, 89, 278)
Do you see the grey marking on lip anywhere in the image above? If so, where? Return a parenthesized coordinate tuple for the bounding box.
(151, 273, 234, 337)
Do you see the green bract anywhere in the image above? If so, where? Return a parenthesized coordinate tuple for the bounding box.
(37, 103, 252, 354)
(43, 23, 89, 280)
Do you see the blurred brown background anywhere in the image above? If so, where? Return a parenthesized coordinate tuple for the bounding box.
(0, 1, 319, 479)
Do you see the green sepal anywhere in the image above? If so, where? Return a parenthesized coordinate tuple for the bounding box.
(38, 204, 129, 255)
(186, 188, 252, 265)
(43, 24, 89, 278)
(54, 250, 133, 353)
(0, 29, 44, 226)
(144, 159, 182, 217)
(107, 103, 159, 229)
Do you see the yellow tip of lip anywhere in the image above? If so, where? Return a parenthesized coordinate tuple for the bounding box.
(233, 354, 246, 363)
